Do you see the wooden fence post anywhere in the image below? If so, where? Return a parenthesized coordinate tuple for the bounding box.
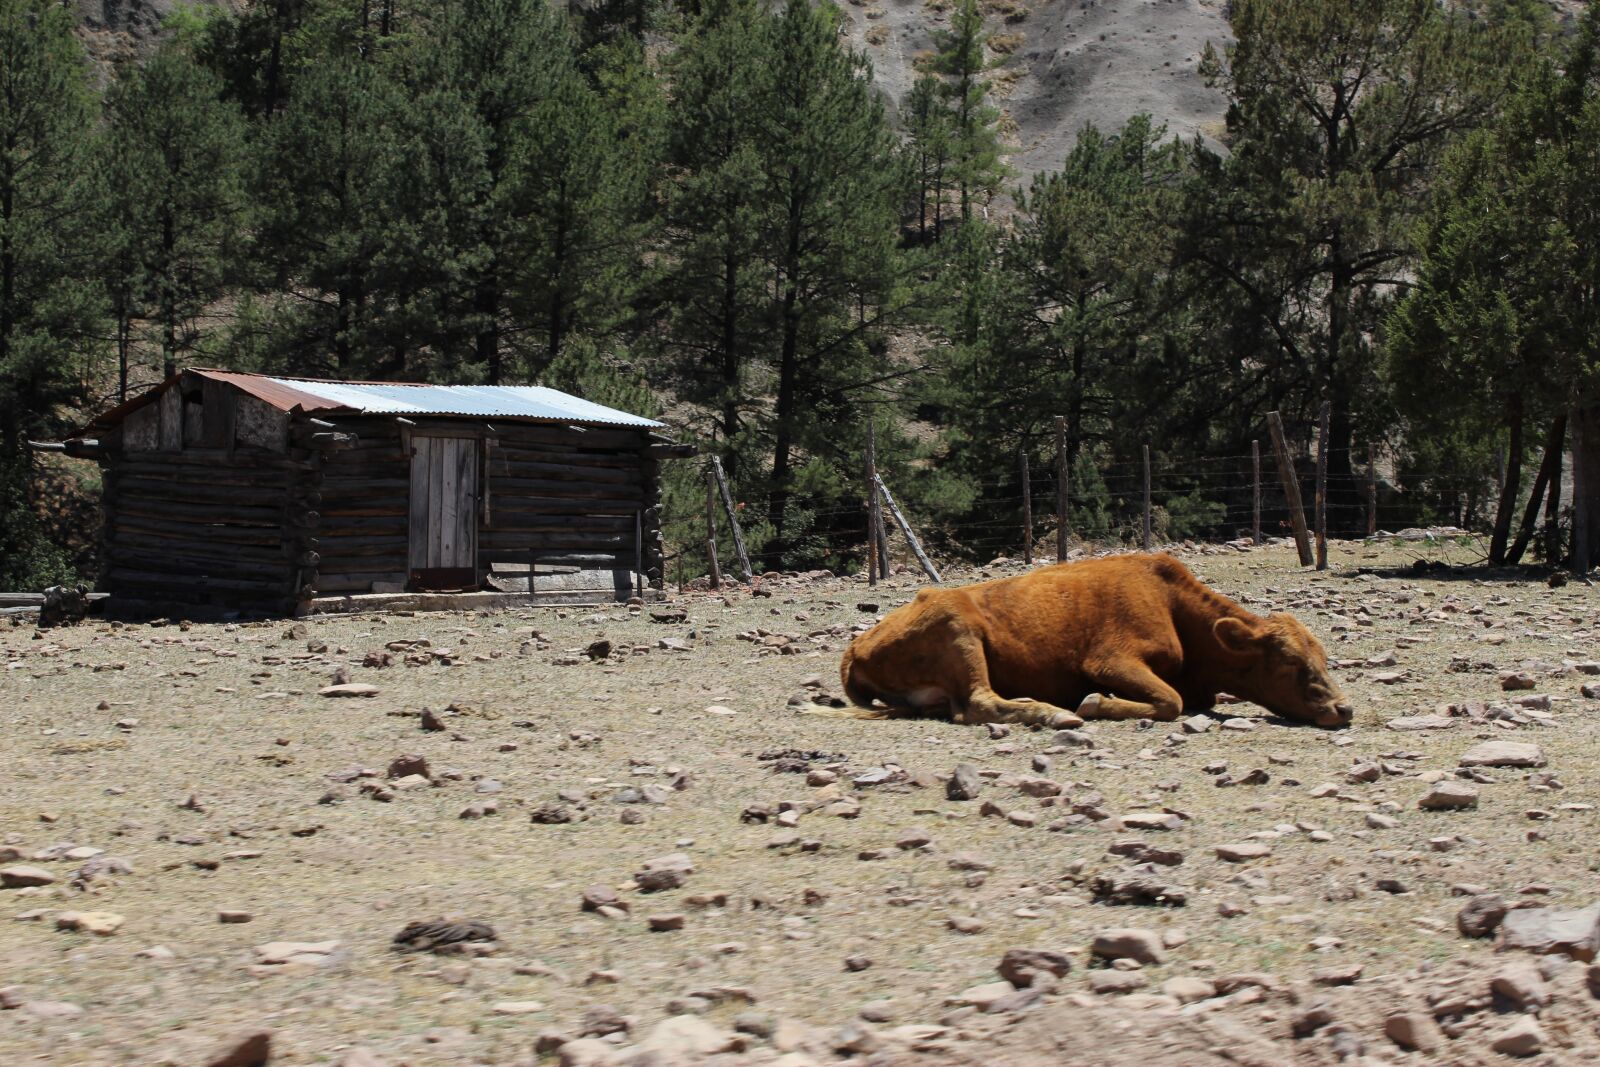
(1266, 411, 1314, 566)
(705, 464, 722, 590)
(709, 455, 753, 582)
(1252, 440, 1262, 545)
(1366, 447, 1378, 537)
(1055, 416, 1069, 562)
(866, 421, 880, 585)
(1142, 443, 1152, 552)
(1315, 401, 1330, 571)
(875, 475, 941, 583)
(1020, 448, 1033, 564)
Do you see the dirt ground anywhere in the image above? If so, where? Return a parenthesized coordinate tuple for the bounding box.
(4, 539, 1600, 1066)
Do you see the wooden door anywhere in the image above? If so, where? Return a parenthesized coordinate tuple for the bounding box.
(408, 435, 479, 590)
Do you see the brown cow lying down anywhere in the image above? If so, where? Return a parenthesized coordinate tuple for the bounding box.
(838, 553, 1353, 729)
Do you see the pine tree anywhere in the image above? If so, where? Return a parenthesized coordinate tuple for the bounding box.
(755, 0, 903, 563)
(928, 0, 1005, 224)
(660, 0, 771, 472)
(901, 73, 951, 241)
(1197, 0, 1536, 522)
(252, 44, 406, 375)
(0, 0, 101, 587)
(102, 43, 246, 379)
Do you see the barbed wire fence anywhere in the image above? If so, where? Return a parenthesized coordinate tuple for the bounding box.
(669, 406, 1531, 590)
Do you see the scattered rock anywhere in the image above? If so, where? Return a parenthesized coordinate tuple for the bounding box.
(946, 763, 982, 801)
(997, 948, 1073, 988)
(1091, 928, 1166, 965)
(1458, 894, 1509, 938)
(1460, 741, 1546, 769)
(0, 865, 55, 888)
(1489, 1016, 1545, 1057)
(1498, 903, 1600, 962)
(1490, 963, 1550, 1010)
(318, 683, 380, 698)
(392, 919, 497, 954)
(1419, 781, 1479, 810)
(635, 853, 694, 893)
(203, 1030, 272, 1067)
(1215, 842, 1272, 862)
(54, 911, 124, 936)
(1384, 1012, 1442, 1053)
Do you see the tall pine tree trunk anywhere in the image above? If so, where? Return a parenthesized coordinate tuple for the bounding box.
(546, 193, 569, 375)
(1489, 394, 1524, 564)
(768, 196, 804, 570)
(1572, 401, 1600, 575)
(476, 270, 501, 385)
(1507, 414, 1565, 566)
(720, 250, 740, 481)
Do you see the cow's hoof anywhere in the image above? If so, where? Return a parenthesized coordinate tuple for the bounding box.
(1076, 693, 1103, 718)
(1049, 711, 1085, 729)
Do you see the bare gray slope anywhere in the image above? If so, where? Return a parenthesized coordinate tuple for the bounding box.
(840, 0, 1232, 182)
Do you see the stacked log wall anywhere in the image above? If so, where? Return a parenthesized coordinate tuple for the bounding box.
(479, 424, 650, 578)
(100, 451, 309, 615)
(308, 419, 411, 594)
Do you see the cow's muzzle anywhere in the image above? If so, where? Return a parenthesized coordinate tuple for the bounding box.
(1313, 702, 1355, 729)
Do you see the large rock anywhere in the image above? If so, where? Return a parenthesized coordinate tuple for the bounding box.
(997, 948, 1073, 988)
(1419, 781, 1479, 810)
(626, 1015, 740, 1063)
(1459, 741, 1546, 768)
(1091, 928, 1166, 965)
(1489, 1016, 1545, 1057)
(1498, 903, 1600, 962)
(1384, 1012, 1443, 1053)
(946, 763, 982, 801)
(0, 865, 55, 888)
(204, 1030, 272, 1067)
(1457, 894, 1509, 938)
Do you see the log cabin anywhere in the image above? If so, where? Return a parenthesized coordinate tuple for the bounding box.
(48, 368, 691, 617)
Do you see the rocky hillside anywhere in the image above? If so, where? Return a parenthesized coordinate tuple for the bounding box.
(75, 0, 1232, 174)
(840, 0, 1231, 180)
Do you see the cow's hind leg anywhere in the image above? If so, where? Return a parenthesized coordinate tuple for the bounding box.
(1075, 659, 1183, 722)
(963, 689, 1086, 730)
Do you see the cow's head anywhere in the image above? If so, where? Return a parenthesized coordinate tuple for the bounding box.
(1213, 614, 1353, 728)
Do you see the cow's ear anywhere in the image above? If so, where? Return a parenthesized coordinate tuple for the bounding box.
(1213, 617, 1260, 658)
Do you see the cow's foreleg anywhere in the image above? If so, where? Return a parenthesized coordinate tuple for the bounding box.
(962, 689, 1085, 729)
(1076, 660, 1183, 722)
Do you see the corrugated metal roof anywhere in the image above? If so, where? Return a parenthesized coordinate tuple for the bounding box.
(266, 378, 663, 428)
(85, 369, 663, 432)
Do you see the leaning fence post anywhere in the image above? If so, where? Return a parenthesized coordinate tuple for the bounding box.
(710, 455, 753, 582)
(1315, 401, 1330, 571)
(1020, 448, 1033, 565)
(1055, 416, 1069, 562)
(1142, 443, 1152, 552)
(865, 421, 880, 586)
(1267, 410, 1314, 566)
(875, 474, 941, 583)
(1367, 447, 1378, 537)
(1252, 439, 1262, 545)
(705, 464, 722, 590)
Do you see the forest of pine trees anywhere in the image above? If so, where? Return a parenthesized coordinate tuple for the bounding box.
(2, 0, 1598, 587)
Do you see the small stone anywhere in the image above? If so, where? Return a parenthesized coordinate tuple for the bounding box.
(319, 683, 380, 698)
(1491, 963, 1550, 1010)
(946, 763, 982, 801)
(997, 948, 1073, 987)
(1215, 842, 1272, 862)
(492, 1000, 546, 1015)
(647, 914, 685, 932)
(55, 911, 124, 936)
(1161, 977, 1215, 1003)
(844, 955, 872, 972)
(1312, 963, 1363, 986)
(1088, 971, 1147, 994)
(1091, 929, 1166, 965)
(1500, 672, 1538, 691)
(218, 910, 253, 924)
(1489, 1016, 1545, 1056)
(0, 865, 55, 888)
(1457, 894, 1508, 938)
(1419, 781, 1479, 810)
(387, 753, 429, 779)
(204, 1030, 272, 1067)
(1384, 1012, 1442, 1052)
(1460, 741, 1546, 768)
